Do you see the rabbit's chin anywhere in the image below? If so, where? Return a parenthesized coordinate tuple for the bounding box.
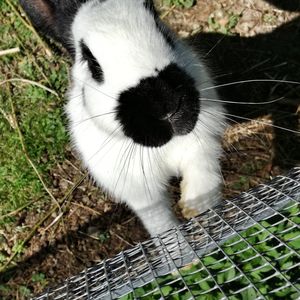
(117, 113, 201, 148)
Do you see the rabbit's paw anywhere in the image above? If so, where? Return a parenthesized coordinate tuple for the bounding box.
(179, 177, 222, 219)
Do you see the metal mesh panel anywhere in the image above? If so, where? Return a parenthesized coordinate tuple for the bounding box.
(33, 167, 300, 299)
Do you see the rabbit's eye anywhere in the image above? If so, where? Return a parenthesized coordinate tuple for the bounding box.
(80, 40, 104, 83)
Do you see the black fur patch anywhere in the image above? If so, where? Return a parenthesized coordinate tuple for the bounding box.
(80, 40, 104, 83)
(157, 23, 176, 49)
(117, 63, 200, 147)
(143, 0, 158, 18)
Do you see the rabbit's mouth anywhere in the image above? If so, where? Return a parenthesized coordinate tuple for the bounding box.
(168, 110, 199, 136)
(116, 63, 200, 147)
(117, 112, 198, 148)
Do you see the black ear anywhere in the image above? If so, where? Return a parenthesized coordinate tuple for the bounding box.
(19, 0, 86, 53)
(19, 0, 57, 38)
(143, 0, 158, 17)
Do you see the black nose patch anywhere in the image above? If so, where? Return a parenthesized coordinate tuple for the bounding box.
(116, 63, 200, 147)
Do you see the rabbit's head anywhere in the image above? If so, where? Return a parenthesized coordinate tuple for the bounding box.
(70, 0, 202, 147)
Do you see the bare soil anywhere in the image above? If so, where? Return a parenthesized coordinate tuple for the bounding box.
(1, 0, 300, 298)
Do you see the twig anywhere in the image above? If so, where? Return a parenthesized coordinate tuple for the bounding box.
(72, 202, 103, 216)
(1, 78, 58, 97)
(121, 216, 136, 225)
(0, 107, 15, 129)
(8, 92, 61, 211)
(160, 4, 176, 19)
(66, 159, 83, 174)
(0, 173, 87, 274)
(41, 212, 64, 233)
(78, 231, 104, 241)
(0, 198, 41, 220)
(13, 34, 51, 85)
(0, 47, 20, 56)
(0, 204, 57, 273)
(109, 230, 134, 247)
(8, 101, 88, 236)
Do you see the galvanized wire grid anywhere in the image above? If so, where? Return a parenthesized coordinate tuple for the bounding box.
(33, 168, 300, 300)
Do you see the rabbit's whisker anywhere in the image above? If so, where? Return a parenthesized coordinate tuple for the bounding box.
(73, 111, 117, 127)
(199, 96, 286, 105)
(120, 142, 137, 200)
(86, 126, 122, 163)
(72, 76, 117, 100)
(199, 109, 277, 153)
(203, 109, 299, 135)
(113, 140, 135, 197)
(140, 145, 152, 201)
(201, 79, 300, 92)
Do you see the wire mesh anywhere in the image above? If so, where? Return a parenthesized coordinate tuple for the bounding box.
(33, 167, 300, 300)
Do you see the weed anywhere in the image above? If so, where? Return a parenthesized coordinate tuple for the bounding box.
(163, 0, 195, 8)
(99, 232, 111, 243)
(31, 272, 48, 289)
(263, 13, 277, 25)
(18, 286, 31, 297)
(208, 12, 241, 35)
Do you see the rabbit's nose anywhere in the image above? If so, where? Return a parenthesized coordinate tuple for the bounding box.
(161, 94, 183, 121)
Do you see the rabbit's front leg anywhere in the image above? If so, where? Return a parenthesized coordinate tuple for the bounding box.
(134, 199, 179, 236)
(125, 189, 179, 236)
(178, 150, 223, 218)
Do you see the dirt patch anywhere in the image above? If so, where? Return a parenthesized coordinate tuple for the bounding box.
(160, 0, 299, 37)
(1, 0, 299, 298)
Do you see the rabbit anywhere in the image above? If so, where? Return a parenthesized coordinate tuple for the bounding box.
(20, 0, 226, 236)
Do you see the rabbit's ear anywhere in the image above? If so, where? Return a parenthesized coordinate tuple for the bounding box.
(19, 0, 80, 52)
(20, 0, 57, 37)
(143, 0, 158, 15)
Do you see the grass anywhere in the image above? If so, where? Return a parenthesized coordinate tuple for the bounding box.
(0, 0, 69, 270)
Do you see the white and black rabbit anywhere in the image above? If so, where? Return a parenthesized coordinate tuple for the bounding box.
(20, 0, 226, 236)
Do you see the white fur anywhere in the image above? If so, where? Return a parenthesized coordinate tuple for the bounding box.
(66, 0, 226, 236)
